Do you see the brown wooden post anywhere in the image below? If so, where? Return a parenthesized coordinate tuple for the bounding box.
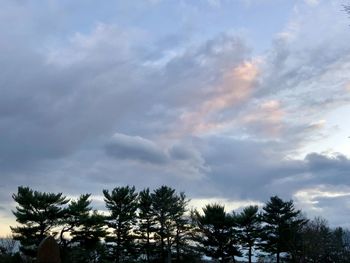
(37, 236, 61, 263)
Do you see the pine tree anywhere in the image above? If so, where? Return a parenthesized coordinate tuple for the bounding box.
(192, 204, 241, 263)
(103, 186, 138, 263)
(60, 194, 106, 263)
(60, 194, 91, 250)
(260, 196, 306, 263)
(11, 186, 69, 258)
(151, 186, 189, 263)
(137, 188, 156, 263)
(172, 193, 192, 263)
(236, 205, 261, 263)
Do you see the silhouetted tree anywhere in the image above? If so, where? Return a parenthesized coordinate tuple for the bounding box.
(171, 192, 193, 263)
(192, 204, 241, 263)
(67, 195, 106, 263)
(330, 227, 348, 262)
(285, 213, 309, 263)
(0, 235, 22, 263)
(103, 186, 138, 263)
(0, 235, 17, 256)
(59, 194, 91, 259)
(301, 217, 350, 263)
(11, 186, 68, 258)
(260, 196, 306, 263)
(10, 185, 350, 263)
(302, 217, 333, 262)
(236, 205, 261, 263)
(137, 188, 156, 263)
(151, 186, 189, 263)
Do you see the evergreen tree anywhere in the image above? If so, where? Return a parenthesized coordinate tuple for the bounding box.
(285, 213, 309, 263)
(151, 186, 189, 263)
(137, 188, 156, 263)
(60, 194, 106, 263)
(69, 212, 107, 263)
(236, 205, 261, 263)
(11, 186, 68, 258)
(172, 192, 193, 263)
(103, 186, 138, 263)
(260, 196, 306, 263)
(192, 204, 241, 263)
(59, 194, 91, 254)
(11, 185, 350, 263)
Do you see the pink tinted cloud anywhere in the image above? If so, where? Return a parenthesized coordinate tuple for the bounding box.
(177, 61, 259, 136)
(242, 100, 285, 137)
(345, 83, 350, 92)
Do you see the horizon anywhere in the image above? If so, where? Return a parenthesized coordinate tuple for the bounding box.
(1, 0, 350, 236)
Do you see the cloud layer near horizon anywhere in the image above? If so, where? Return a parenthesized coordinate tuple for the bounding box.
(1, 0, 350, 233)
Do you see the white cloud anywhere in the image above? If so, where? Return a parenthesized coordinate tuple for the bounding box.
(207, 0, 221, 8)
(304, 0, 319, 6)
(294, 185, 350, 227)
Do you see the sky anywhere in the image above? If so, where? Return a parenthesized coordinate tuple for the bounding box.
(1, 0, 350, 236)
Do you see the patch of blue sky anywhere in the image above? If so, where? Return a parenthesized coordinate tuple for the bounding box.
(31, 0, 297, 56)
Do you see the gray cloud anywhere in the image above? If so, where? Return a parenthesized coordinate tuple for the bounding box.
(1, 0, 350, 233)
(105, 133, 168, 164)
(0, 21, 251, 172)
(306, 152, 350, 171)
(169, 143, 202, 162)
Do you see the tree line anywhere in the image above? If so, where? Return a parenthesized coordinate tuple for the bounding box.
(1, 185, 350, 263)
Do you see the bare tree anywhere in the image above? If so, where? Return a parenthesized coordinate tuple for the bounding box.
(0, 235, 18, 255)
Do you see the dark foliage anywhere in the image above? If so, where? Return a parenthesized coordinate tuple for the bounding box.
(11, 186, 68, 257)
(236, 205, 261, 263)
(137, 188, 156, 262)
(150, 186, 191, 263)
(103, 186, 138, 263)
(61, 194, 107, 263)
(192, 204, 241, 263)
(260, 196, 307, 263)
(7, 186, 350, 263)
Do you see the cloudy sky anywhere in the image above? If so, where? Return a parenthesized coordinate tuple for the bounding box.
(1, 0, 350, 235)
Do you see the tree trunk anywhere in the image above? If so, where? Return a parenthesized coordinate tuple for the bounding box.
(167, 249, 172, 263)
(248, 246, 252, 263)
(146, 223, 150, 263)
(176, 227, 180, 263)
(39, 223, 46, 241)
(160, 222, 165, 262)
(115, 248, 120, 263)
(166, 236, 172, 263)
(277, 251, 280, 263)
(116, 224, 121, 263)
